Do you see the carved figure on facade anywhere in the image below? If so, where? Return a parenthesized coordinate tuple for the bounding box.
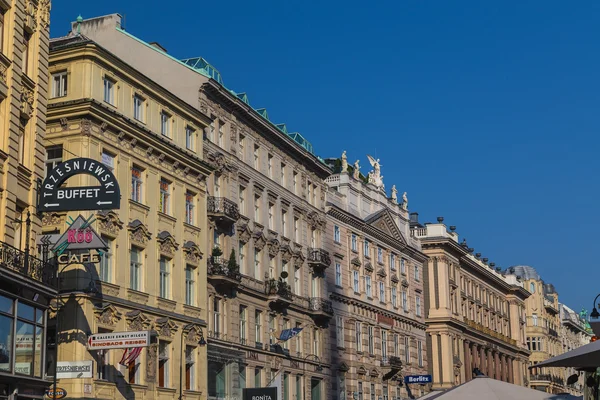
(185, 325, 202, 345)
(254, 231, 267, 251)
(155, 317, 178, 339)
(281, 245, 294, 263)
(306, 211, 326, 230)
(341, 151, 348, 172)
(211, 152, 231, 176)
(366, 155, 385, 190)
(128, 220, 152, 245)
(94, 303, 122, 327)
(126, 310, 151, 331)
(42, 212, 64, 227)
(183, 241, 203, 264)
(267, 239, 280, 258)
(157, 231, 179, 256)
(391, 185, 398, 202)
(294, 252, 305, 269)
(80, 119, 92, 135)
(402, 192, 408, 210)
(238, 224, 252, 244)
(96, 210, 124, 236)
(146, 344, 158, 380)
(0, 63, 7, 84)
(352, 160, 360, 180)
(20, 88, 34, 119)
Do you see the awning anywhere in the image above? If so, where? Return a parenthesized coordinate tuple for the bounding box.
(534, 339, 600, 368)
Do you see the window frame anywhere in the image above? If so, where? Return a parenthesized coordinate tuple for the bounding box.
(103, 76, 116, 105)
(51, 71, 68, 98)
(133, 94, 145, 122)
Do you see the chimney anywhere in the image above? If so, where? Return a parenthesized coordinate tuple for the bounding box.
(409, 212, 419, 224)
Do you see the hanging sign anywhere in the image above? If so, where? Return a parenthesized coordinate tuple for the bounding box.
(87, 330, 150, 350)
(38, 157, 120, 213)
(404, 375, 432, 384)
(52, 214, 108, 256)
(45, 387, 67, 399)
(56, 360, 93, 379)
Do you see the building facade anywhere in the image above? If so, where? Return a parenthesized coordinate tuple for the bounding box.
(503, 265, 564, 393)
(559, 303, 593, 397)
(47, 32, 213, 399)
(411, 218, 531, 390)
(0, 0, 56, 398)
(72, 13, 333, 400)
(323, 154, 429, 400)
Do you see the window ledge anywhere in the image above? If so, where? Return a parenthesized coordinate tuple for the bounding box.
(129, 199, 150, 212)
(157, 387, 177, 393)
(158, 211, 177, 223)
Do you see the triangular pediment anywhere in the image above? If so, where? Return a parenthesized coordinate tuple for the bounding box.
(365, 209, 406, 245)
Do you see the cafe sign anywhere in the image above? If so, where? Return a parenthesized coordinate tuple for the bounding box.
(38, 157, 120, 213)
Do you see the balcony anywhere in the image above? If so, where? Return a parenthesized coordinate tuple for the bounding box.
(380, 356, 403, 370)
(544, 297, 558, 314)
(307, 248, 331, 272)
(265, 279, 293, 311)
(548, 327, 559, 338)
(309, 297, 333, 324)
(0, 241, 55, 288)
(207, 256, 241, 294)
(207, 196, 240, 232)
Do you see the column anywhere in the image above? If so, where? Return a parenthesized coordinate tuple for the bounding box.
(487, 349, 493, 377)
(494, 352, 500, 380)
(472, 344, 478, 370)
(480, 346, 486, 375)
(464, 340, 471, 382)
(500, 354, 507, 381)
(508, 357, 514, 384)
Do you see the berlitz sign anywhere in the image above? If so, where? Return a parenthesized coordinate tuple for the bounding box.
(87, 330, 150, 350)
(404, 375, 432, 384)
(38, 157, 120, 213)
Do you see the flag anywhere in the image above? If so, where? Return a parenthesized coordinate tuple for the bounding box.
(119, 347, 143, 366)
(278, 327, 303, 342)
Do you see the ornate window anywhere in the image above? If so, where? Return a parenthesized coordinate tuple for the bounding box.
(159, 256, 171, 299)
(159, 179, 170, 214)
(130, 247, 142, 290)
(185, 265, 195, 306)
(131, 167, 143, 202)
(185, 191, 195, 225)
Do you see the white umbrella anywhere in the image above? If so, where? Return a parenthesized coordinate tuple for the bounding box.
(419, 376, 581, 400)
(534, 339, 600, 369)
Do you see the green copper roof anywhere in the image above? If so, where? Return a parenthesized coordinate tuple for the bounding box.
(181, 57, 223, 85)
(255, 108, 269, 121)
(288, 132, 313, 154)
(276, 124, 288, 134)
(236, 92, 250, 105)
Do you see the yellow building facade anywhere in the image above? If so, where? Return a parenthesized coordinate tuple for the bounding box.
(411, 218, 531, 390)
(46, 33, 212, 399)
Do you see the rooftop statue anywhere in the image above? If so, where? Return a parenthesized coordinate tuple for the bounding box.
(367, 155, 384, 190)
(402, 192, 408, 210)
(580, 308, 588, 321)
(352, 160, 360, 180)
(341, 151, 348, 173)
(391, 185, 398, 202)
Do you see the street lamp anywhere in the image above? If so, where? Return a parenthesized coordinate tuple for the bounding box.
(179, 324, 206, 400)
(591, 294, 600, 319)
(302, 354, 323, 400)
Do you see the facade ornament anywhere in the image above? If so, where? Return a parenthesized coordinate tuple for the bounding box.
(100, 122, 108, 132)
(341, 151, 348, 172)
(117, 132, 126, 141)
(126, 310, 151, 331)
(183, 241, 203, 264)
(94, 303, 122, 327)
(128, 220, 152, 245)
(185, 325, 202, 345)
(352, 160, 360, 180)
(20, 88, 34, 119)
(59, 117, 68, 130)
(267, 239, 280, 258)
(155, 317, 178, 339)
(366, 155, 384, 190)
(281, 245, 294, 263)
(81, 119, 92, 136)
(41, 212, 64, 227)
(96, 211, 124, 235)
(391, 185, 398, 202)
(294, 251, 305, 269)
(237, 224, 252, 244)
(146, 344, 158, 381)
(130, 138, 138, 148)
(254, 231, 267, 251)
(0, 62, 7, 84)
(157, 231, 179, 256)
(402, 192, 408, 210)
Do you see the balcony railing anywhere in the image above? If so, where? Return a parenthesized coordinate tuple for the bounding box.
(530, 374, 551, 382)
(0, 241, 55, 287)
(307, 248, 331, 269)
(380, 356, 403, 369)
(207, 196, 240, 223)
(208, 257, 242, 282)
(265, 279, 293, 301)
(309, 297, 333, 314)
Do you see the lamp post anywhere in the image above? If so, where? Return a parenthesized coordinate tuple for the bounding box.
(302, 354, 323, 400)
(179, 324, 206, 400)
(591, 294, 600, 319)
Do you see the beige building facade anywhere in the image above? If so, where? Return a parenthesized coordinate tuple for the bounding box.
(504, 265, 565, 394)
(323, 155, 429, 400)
(46, 32, 213, 399)
(71, 13, 334, 400)
(559, 303, 593, 396)
(411, 218, 531, 390)
(0, 0, 56, 398)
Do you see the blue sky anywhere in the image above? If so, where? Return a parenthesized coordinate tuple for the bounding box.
(51, 1, 600, 310)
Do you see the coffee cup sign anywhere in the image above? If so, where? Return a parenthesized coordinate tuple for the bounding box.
(38, 157, 121, 213)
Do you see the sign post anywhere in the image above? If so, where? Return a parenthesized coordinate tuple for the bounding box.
(38, 157, 121, 213)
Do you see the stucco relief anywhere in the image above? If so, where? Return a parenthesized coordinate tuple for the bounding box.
(20, 88, 34, 119)
(0, 62, 7, 84)
(126, 310, 151, 331)
(97, 211, 123, 236)
(42, 212, 64, 227)
(146, 343, 158, 381)
(128, 220, 151, 245)
(157, 231, 179, 256)
(254, 231, 267, 251)
(267, 239, 280, 258)
(94, 304, 122, 327)
(183, 241, 203, 264)
(155, 317, 178, 339)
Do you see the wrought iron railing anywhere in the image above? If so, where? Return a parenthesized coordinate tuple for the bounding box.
(265, 279, 293, 301)
(307, 248, 331, 267)
(0, 241, 55, 286)
(380, 356, 402, 368)
(309, 297, 333, 314)
(208, 257, 241, 281)
(530, 374, 551, 382)
(207, 196, 240, 220)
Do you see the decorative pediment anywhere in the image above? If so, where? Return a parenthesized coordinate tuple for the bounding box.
(42, 212, 65, 227)
(401, 279, 409, 288)
(97, 211, 124, 236)
(281, 245, 294, 263)
(209, 152, 232, 176)
(364, 261, 374, 273)
(94, 303, 122, 327)
(254, 231, 267, 251)
(351, 257, 362, 268)
(306, 211, 326, 230)
(370, 368, 380, 377)
(184, 324, 203, 345)
(128, 220, 152, 245)
(126, 310, 151, 331)
(377, 267, 387, 278)
(238, 224, 252, 244)
(364, 209, 407, 246)
(183, 241, 203, 264)
(338, 362, 349, 372)
(267, 239, 280, 258)
(155, 317, 178, 339)
(157, 231, 179, 256)
(391, 274, 399, 284)
(294, 251, 306, 269)
(357, 366, 367, 375)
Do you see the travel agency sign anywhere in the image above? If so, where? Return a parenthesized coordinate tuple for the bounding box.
(38, 157, 120, 213)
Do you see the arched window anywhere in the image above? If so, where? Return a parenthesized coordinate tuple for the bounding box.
(530, 282, 536, 293)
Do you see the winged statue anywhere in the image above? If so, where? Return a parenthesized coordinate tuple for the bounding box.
(366, 155, 384, 189)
